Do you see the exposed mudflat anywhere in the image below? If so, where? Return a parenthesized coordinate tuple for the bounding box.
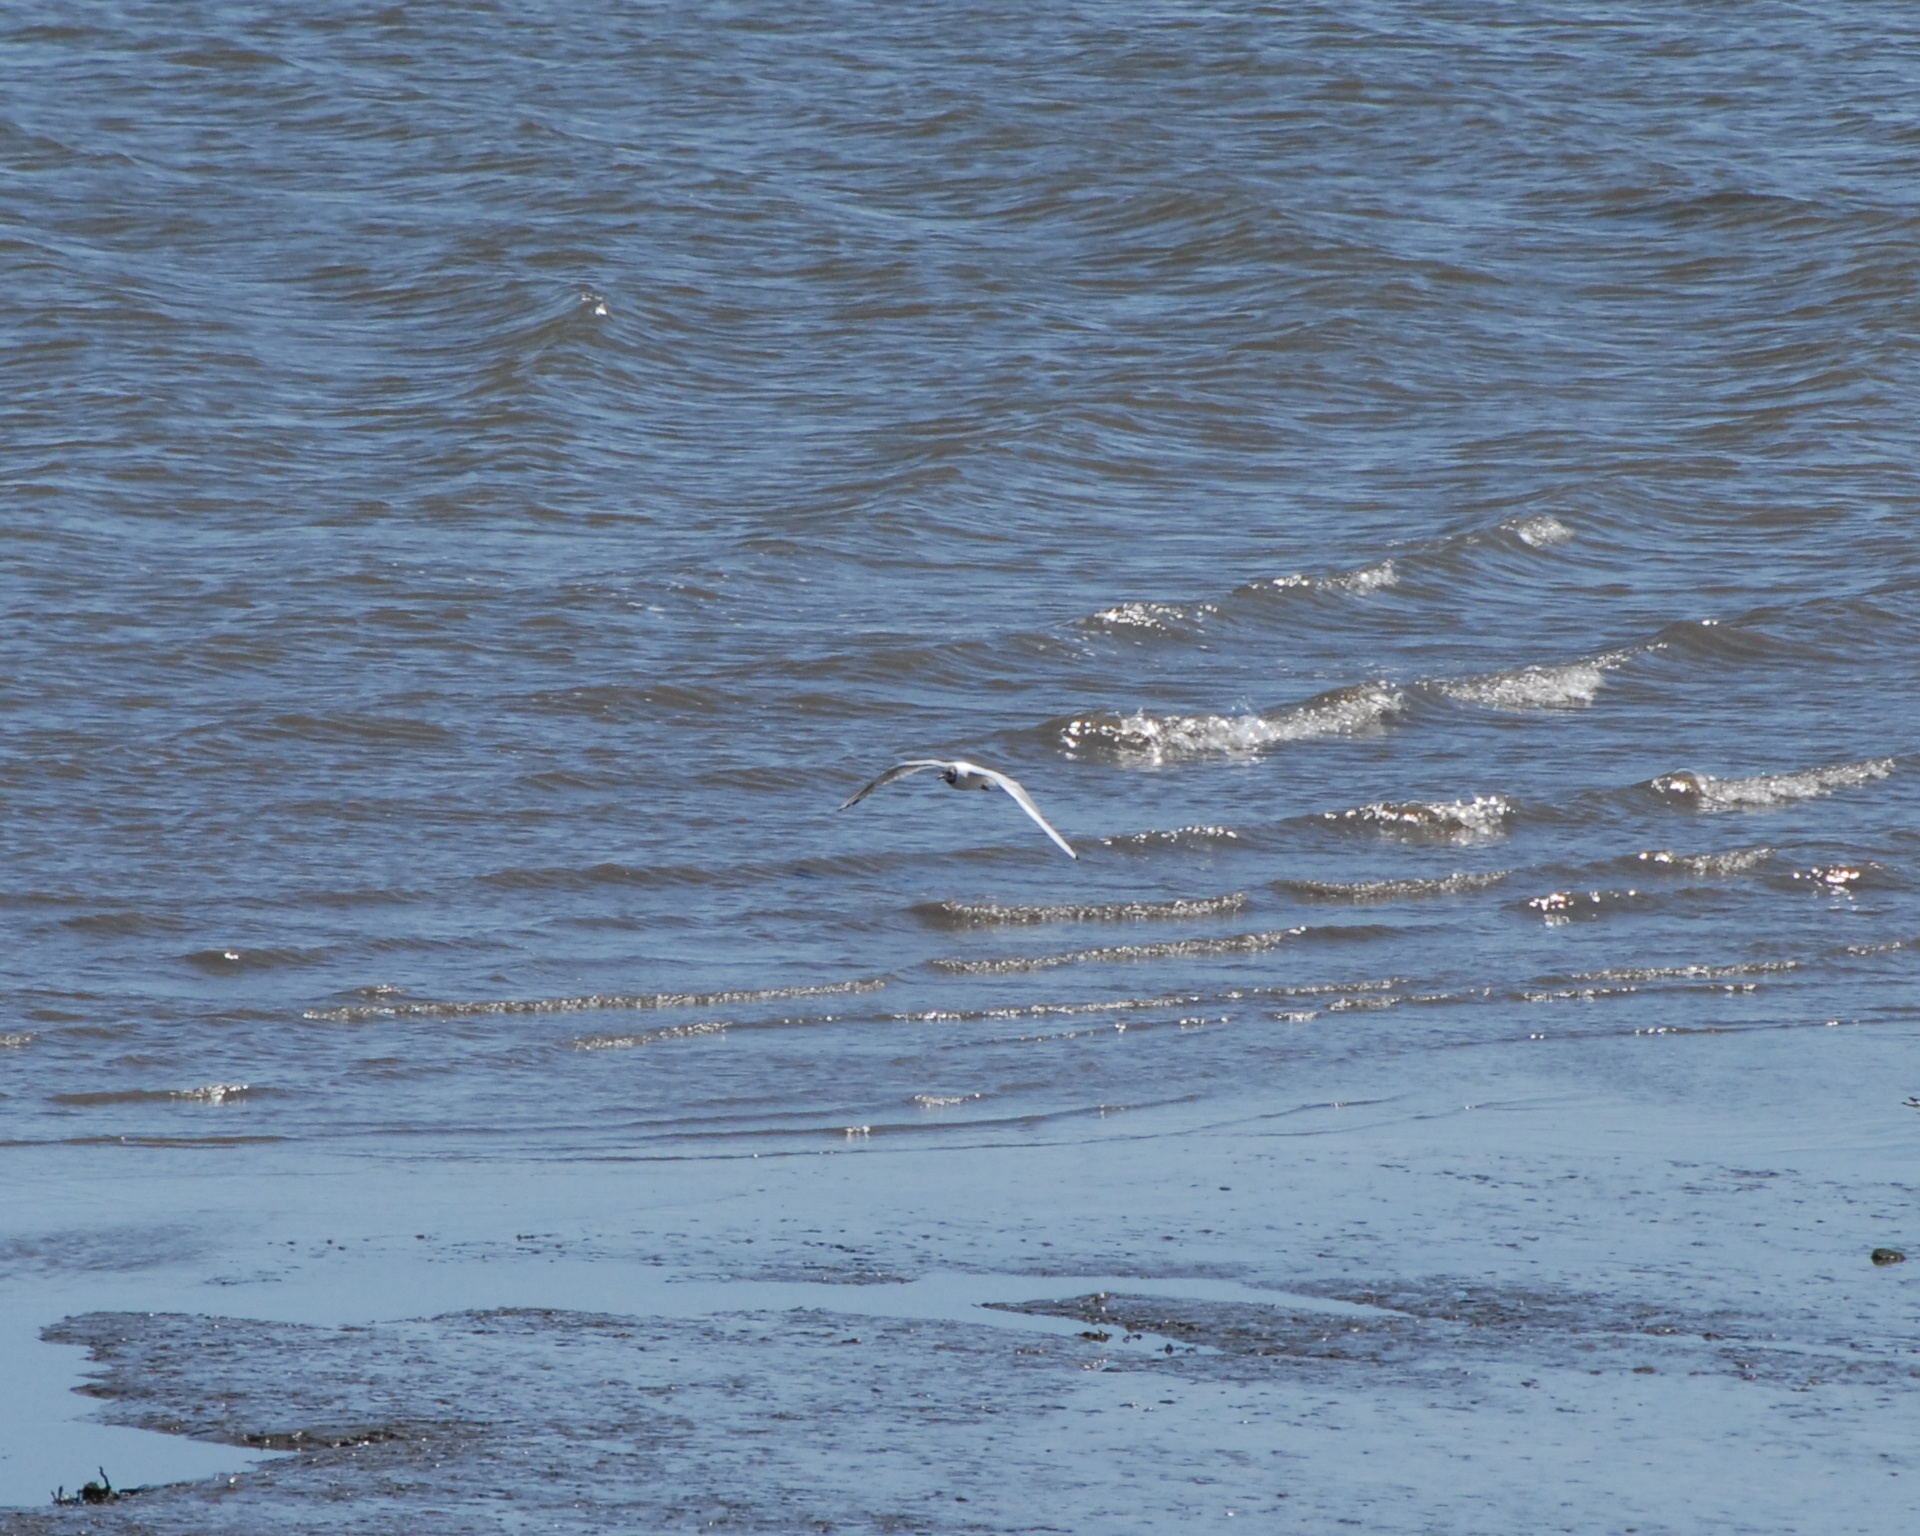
(6, 1059, 1919, 1535)
(13, 1269, 1920, 1536)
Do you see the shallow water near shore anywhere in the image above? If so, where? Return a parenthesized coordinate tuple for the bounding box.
(4, 1053, 1919, 1530)
(5, 0, 1920, 1529)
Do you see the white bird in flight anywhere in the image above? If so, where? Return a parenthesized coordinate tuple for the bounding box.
(841, 759, 1078, 859)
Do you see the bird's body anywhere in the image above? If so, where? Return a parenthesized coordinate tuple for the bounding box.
(841, 758, 1077, 859)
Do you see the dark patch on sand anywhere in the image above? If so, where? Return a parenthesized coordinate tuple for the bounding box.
(17, 1307, 1091, 1534)
(15, 1278, 1920, 1533)
(988, 1279, 1920, 1389)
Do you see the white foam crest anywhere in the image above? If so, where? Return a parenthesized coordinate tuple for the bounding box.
(1567, 960, 1798, 983)
(171, 1083, 252, 1104)
(919, 893, 1250, 927)
(1278, 870, 1510, 902)
(572, 1021, 727, 1051)
(1258, 558, 1398, 596)
(1263, 977, 1406, 997)
(1521, 984, 1639, 1003)
(891, 995, 1196, 1023)
(1077, 600, 1216, 635)
(1634, 847, 1775, 877)
(1062, 682, 1403, 763)
(1320, 794, 1515, 841)
(304, 976, 888, 1023)
(932, 927, 1308, 975)
(0, 1033, 35, 1049)
(1438, 651, 1628, 712)
(1331, 558, 1399, 592)
(1647, 757, 1895, 812)
(1507, 514, 1573, 547)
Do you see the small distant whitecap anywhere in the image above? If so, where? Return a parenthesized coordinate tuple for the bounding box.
(1506, 515, 1573, 547)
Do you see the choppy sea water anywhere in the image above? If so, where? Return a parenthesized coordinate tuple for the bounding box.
(4, 3, 1920, 1530)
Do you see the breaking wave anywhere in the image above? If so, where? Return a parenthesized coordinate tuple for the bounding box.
(1646, 757, 1895, 812)
(572, 1021, 728, 1051)
(1319, 795, 1516, 841)
(1506, 514, 1574, 547)
(304, 977, 889, 1023)
(914, 892, 1251, 927)
(1075, 599, 1218, 636)
(1436, 651, 1630, 711)
(1276, 870, 1510, 903)
(890, 995, 1196, 1023)
(52, 1083, 256, 1107)
(931, 927, 1312, 974)
(1563, 960, 1799, 984)
(1058, 681, 1403, 762)
(1631, 847, 1775, 877)
(1247, 558, 1400, 597)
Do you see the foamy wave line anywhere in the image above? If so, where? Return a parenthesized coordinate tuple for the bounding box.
(1277, 871, 1510, 902)
(1566, 960, 1798, 984)
(1320, 794, 1515, 840)
(0, 1032, 35, 1049)
(1074, 559, 1398, 642)
(1061, 681, 1403, 762)
(1076, 599, 1218, 634)
(918, 893, 1250, 927)
(1259, 558, 1400, 595)
(304, 977, 889, 1023)
(573, 1021, 727, 1051)
(1436, 650, 1631, 712)
(1647, 757, 1895, 811)
(53, 1083, 256, 1107)
(174, 1083, 253, 1104)
(1634, 847, 1774, 876)
(1521, 984, 1640, 1003)
(892, 995, 1197, 1022)
(1262, 977, 1405, 997)
(932, 927, 1309, 975)
(1507, 514, 1573, 547)
(1844, 937, 1914, 956)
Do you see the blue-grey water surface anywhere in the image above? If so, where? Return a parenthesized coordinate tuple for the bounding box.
(4, 3, 1920, 1530)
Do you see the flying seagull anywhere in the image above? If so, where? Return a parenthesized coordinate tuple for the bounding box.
(841, 759, 1077, 859)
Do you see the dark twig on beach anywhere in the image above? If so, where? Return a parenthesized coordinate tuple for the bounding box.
(52, 1466, 142, 1506)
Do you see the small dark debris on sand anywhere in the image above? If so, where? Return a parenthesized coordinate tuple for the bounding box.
(52, 1468, 141, 1506)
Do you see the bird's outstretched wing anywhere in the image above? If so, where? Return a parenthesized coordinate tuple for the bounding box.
(954, 761, 1078, 860)
(839, 759, 952, 810)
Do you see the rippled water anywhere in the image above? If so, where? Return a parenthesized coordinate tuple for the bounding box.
(5, 2, 1920, 1528)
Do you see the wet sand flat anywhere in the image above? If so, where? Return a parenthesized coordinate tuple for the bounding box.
(5, 1014, 1918, 1533)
